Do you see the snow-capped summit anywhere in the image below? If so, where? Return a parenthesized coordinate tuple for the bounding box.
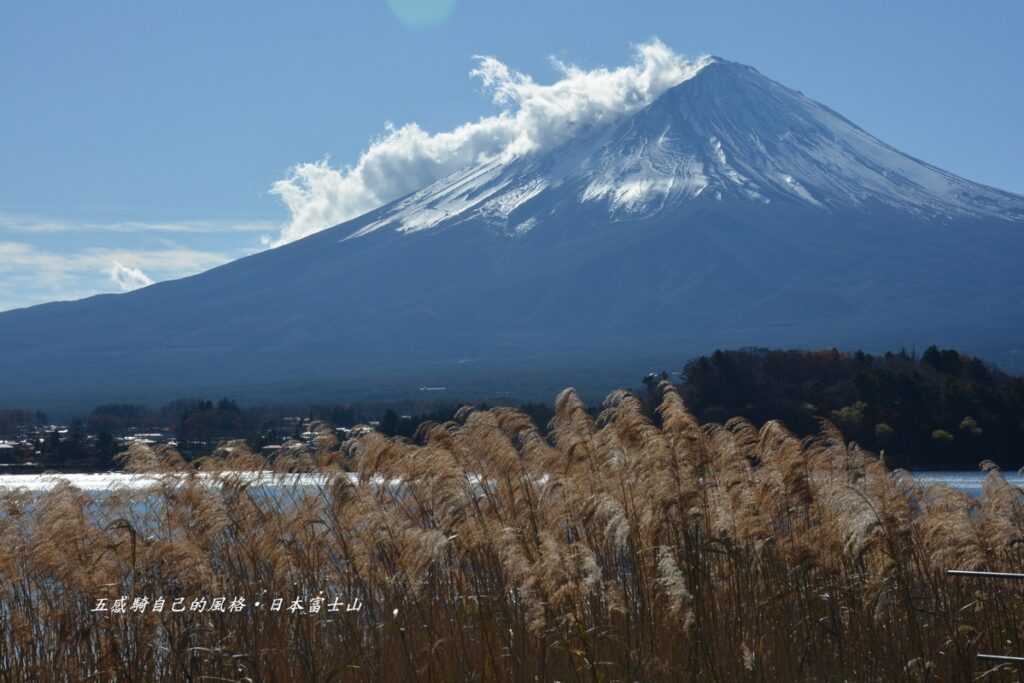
(1, 57, 1022, 405)
(347, 57, 1024, 239)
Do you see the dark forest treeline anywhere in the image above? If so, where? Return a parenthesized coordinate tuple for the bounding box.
(80, 399, 555, 444)
(0, 396, 555, 469)
(4, 346, 1020, 471)
(660, 346, 1024, 470)
(0, 409, 48, 434)
(375, 401, 555, 439)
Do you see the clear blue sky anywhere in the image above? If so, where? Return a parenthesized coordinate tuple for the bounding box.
(2, 0, 1022, 310)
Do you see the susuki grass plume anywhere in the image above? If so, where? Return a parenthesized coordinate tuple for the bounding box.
(0, 384, 1021, 680)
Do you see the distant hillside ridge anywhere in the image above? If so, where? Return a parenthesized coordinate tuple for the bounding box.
(658, 346, 1024, 470)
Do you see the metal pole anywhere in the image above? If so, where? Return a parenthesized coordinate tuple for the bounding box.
(947, 570, 1024, 580)
(978, 654, 1024, 664)
(948, 569, 1024, 669)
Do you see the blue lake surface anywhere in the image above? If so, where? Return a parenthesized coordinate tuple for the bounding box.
(0, 470, 1018, 497)
(910, 470, 1024, 498)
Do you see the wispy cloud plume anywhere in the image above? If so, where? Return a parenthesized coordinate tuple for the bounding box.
(109, 261, 154, 291)
(0, 242, 239, 312)
(0, 213, 275, 234)
(269, 39, 709, 245)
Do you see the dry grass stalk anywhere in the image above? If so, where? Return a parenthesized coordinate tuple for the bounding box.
(0, 385, 1019, 680)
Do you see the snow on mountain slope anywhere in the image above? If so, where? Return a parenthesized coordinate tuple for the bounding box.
(348, 57, 1024, 240)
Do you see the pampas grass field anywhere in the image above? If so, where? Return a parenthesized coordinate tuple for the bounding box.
(1, 382, 1023, 681)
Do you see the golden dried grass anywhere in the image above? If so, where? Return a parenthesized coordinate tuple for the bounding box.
(0, 384, 1020, 681)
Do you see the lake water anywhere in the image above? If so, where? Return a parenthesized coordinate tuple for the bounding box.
(0, 470, 1017, 496)
(910, 470, 1024, 497)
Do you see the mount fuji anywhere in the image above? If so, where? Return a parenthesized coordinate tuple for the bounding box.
(3, 57, 1023, 407)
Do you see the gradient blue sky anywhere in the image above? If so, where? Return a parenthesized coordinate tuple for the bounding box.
(2, 0, 1022, 310)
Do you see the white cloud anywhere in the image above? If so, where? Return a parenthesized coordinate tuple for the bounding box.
(269, 39, 710, 245)
(0, 241, 239, 312)
(0, 242, 233, 277)
(0, 213, 275, 234)
(109, 261, 154, 291)
(0, 214, 267, 309)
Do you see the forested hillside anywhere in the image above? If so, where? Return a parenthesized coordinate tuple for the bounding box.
(665, 346, 1024, 470)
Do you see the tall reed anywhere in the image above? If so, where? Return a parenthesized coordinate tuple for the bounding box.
(0, 382, 1021, 681)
